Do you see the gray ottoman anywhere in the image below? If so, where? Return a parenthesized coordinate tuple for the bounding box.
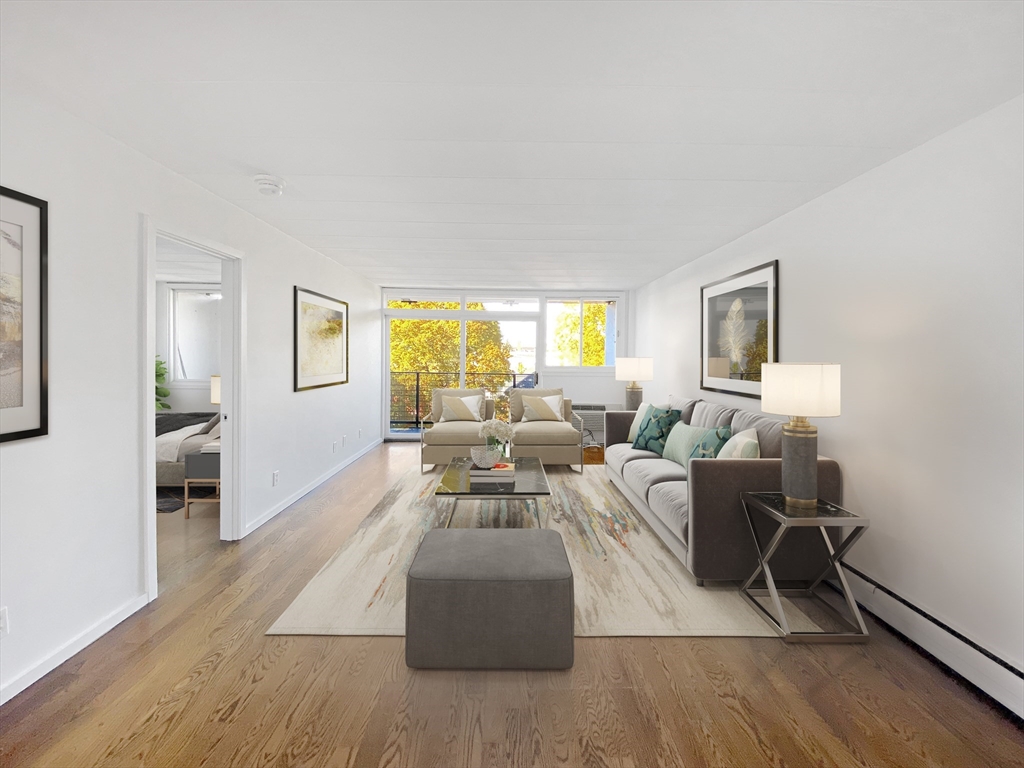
(405, 529, 575, 669)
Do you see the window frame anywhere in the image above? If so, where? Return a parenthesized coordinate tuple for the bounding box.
(167, 282, 223, 387)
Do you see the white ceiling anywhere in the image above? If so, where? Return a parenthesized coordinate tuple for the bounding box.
(2, 1, 1021, 290)
(155, 238, 221, 284)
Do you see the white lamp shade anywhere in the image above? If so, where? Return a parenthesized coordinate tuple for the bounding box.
(615, 357, 654, 382)
(210, 375, 221, 405)
(761, 363, 840, 418)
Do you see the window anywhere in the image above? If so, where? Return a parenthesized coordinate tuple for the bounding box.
(173, 288, 221, 381)
(545, 299, 616, 367)
(466, 298, 540, 312)
(386, 297, 460, 310)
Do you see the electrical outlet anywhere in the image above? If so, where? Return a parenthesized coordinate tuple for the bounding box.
(332, 441, 338, 454)
(358, 429, 362, 439)
(342, 435, 347, 447)
(272, 470, 279, 487)
(0, 607, 9, 636)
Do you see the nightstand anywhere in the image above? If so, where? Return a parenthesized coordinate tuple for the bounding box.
(184, 451, 220, 519)
(740, 491, 870, 643)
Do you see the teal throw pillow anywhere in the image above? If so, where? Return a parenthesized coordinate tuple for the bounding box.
(631, 407, 682, 456)
(663, 423, 734, 465)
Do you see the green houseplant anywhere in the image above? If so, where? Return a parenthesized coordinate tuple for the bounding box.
(155, 356, 171, 410)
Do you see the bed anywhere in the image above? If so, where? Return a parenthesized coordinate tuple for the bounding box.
(156, 411, 219, 486)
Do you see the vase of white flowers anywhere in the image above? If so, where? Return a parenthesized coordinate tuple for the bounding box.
(473, 419, 514, 468)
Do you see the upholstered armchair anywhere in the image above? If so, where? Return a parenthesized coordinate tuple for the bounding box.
(420, 388, 496, 473)
(508, 388, 584, 471)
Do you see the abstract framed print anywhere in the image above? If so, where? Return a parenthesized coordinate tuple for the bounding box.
(294, 287, 349, 392)
(700, 261, 778, 399)
(0, 186, 48, 442)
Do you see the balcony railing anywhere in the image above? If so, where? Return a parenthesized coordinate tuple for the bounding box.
(389, 371, 537, 433)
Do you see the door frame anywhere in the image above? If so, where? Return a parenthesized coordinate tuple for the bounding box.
(140, 215, 247, 601)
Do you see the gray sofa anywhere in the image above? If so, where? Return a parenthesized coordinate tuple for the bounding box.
(605, 397, 842, 584)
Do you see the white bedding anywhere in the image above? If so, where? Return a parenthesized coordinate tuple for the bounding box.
(156, 423, 205, 463)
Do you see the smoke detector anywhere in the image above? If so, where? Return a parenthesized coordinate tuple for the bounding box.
(254, 174, 286, 197)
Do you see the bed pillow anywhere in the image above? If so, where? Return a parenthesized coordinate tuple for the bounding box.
(522, 394, 564, 422)
(717, 428, 760, 459)
(198, 413, 221, 435)
(663, 423, 734, 465)
(440, 394, 484, 422)
(631, 407, 682, 456)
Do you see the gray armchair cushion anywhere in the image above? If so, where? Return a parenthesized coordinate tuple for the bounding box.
(690, 401, 738, 428)
(510, 388, 564, 423)
(730, 410, 784, 458)
(512, 420, 581, 446)
(605, 443, 659, 474)
(647, 481, 689, 544)
(622, 458, 689, 501)
(667, 396, 701, 424)
(422, 421, 487, 446)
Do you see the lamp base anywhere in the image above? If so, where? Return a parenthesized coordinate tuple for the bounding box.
(782, 417, 818, 508)
(624, 384, 644, 411)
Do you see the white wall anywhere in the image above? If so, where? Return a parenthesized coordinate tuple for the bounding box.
(0, 75, 383, 702)
(634, 96, 1024, 714)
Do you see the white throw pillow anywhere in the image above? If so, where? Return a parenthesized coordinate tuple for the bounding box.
(440, 394, 483, 422)
(522, 394, 564, 422)
(717, 428, 760, 459)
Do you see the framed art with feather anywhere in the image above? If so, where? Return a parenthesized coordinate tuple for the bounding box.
(700, 261, 777, 399)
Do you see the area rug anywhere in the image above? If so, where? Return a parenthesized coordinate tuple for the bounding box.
(269, 466, 819, 637)
(156, 487, 216, 513)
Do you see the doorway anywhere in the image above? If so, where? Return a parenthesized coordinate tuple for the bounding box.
(141, 218, 246, 600)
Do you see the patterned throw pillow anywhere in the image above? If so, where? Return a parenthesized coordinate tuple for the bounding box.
(663, 423, 734, 465)
(440, 394, 483, 422)
(522, 394, 564, 422)
(717, 428, 760, 459)
(631, 407, 682, 456)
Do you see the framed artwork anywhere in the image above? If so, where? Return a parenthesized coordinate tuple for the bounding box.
(0, 186, 48, 442)
(294, 287, 349, 391)
(700, 261, 778, 399)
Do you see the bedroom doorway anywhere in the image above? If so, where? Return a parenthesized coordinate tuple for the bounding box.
(142, 219, 247, 600)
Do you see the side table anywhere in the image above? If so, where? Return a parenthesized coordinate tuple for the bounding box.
(740, 492, 870, 643)
(184, 451, 221, 519)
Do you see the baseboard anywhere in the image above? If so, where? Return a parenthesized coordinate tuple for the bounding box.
(0, 593, 149, 706)
(243, 439, 384, 536)
(843, 568, 1023, 718)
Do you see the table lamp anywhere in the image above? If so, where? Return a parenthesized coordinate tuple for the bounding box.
(210, 374, 221, 406)
(615, 358, 654, 411)
(760, 363, 840, 508)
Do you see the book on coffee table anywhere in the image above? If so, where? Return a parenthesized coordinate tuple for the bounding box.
(470, 462, 515, 477)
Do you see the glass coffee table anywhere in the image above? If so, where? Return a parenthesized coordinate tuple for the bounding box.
(434, 456, 552, 528)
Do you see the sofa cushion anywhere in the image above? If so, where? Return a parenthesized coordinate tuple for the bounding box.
(667, 396, 701, 424)
(605, 443, 659, 475)
(510, 387, 563, 422)
(663, 423, 733, 465)
(717, 428, 760, 459)
(512, 420, 581, 446)
(632, 407, 682, 456)
(430, 388, 485, 422)
(422, 421, 487, 446)
(689, 401, 738, 428)
(730, 410, 783, 458)
(622, 458, 688, 502)
(648, 481, 689, 544)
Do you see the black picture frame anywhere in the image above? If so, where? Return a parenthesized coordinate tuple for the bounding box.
(0, 186, 48, 442)
(700, 260, 778, 400)
(294, 286, 349, 392)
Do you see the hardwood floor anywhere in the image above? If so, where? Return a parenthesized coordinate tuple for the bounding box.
(1, 443, 1020, 767)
